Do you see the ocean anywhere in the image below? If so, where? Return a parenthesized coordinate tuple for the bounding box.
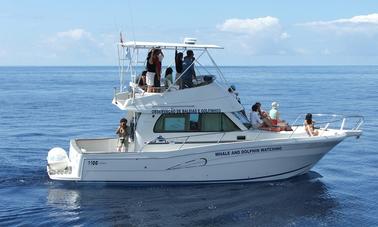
(0, 66, 377, 226)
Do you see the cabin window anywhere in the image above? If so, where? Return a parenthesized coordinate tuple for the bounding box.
(154, 114, 187, 132)
(232, 111, 251, 129)
(189, 113, 200, 131)
(153, 113, 240, 133)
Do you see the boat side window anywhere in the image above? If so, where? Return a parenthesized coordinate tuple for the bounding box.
(154, 113, 240, 133)
(200, 113, 222, 131)
(189, 113, 200, 131)
(220, 114, 240, 131)
(154, 114, 187, 132)
(232, 111, 252, 129)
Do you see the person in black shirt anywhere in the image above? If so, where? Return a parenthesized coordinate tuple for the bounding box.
(175, 48, 183, 87)
(146, 50, 156, 92)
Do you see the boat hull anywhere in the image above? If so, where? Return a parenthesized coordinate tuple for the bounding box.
(48, 136, 344, 183)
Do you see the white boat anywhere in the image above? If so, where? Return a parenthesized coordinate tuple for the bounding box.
(47, 39, 364, 183)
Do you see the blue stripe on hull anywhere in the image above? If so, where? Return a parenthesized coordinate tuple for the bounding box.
(72, 163, 313, 184)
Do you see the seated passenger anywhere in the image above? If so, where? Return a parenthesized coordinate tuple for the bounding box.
(250, 104, 263, 128)
(269, 101, 292, 131)
(164, 67, 173, 89)
(138, 70, 147, 91)
(304, 113, 319, 136)
(255, 102, 273, 127)
(269, 102, 280, 126)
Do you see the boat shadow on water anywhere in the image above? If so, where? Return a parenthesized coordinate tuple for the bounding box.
(45, 171, 339, 226)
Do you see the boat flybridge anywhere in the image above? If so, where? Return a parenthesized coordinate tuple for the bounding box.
(47, 38, 364, 184)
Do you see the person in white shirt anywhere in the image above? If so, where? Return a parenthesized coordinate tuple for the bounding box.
(250, 104, 263, 128)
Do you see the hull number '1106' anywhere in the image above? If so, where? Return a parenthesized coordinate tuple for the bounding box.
(88, 160, 98, 165)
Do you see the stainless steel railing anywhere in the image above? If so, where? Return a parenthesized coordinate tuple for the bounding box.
(140, 113, 364, 152)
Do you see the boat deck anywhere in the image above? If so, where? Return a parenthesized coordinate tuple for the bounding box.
(73, 126, 341, 154)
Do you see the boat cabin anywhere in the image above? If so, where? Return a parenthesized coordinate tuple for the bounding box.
(110, 39, 258, 152)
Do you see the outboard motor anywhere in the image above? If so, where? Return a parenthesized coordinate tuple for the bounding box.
(47, 147, 70, 172)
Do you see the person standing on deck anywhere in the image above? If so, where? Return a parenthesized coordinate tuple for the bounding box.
(154, 49, 164, 92)
(146, 49, 156, 93)
(175, 48, 183, 87)
(116, 118, 129, 152)
(181, 50, 196, 89)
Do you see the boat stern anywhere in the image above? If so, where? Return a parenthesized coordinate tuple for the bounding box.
(47, 144, 82, 181)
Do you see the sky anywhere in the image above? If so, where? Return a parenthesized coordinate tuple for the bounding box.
(1, 0, 378, 66)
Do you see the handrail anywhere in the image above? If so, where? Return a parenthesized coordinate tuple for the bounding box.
(140, 113, 364, 152)
(140, 131, 230, 151)
(291, 113, 364, 131)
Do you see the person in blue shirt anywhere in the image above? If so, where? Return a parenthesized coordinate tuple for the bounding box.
(181, 50, 196, 89)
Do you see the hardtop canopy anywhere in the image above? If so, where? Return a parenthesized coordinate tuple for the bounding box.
(120, 41, 223, 50)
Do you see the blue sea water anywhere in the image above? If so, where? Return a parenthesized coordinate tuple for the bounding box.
(0, 66, 377, 226)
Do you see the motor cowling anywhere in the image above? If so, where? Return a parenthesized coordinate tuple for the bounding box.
(47, 147, 70, 171)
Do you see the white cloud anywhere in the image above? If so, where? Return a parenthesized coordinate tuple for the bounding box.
(47, 28, 97, 45)
(217, 16, 281, 35)
(299, 13, 378, 33)
(295, 13, 378, 56)
(280, 32, 290, 40)
(56, 29, 93, 41)
(304, 13, 378, 26)
(216, 17, 290, 56)
(40, 29, 118, 65)
(335, 13, 378, 24)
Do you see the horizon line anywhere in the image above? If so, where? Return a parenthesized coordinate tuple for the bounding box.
(0, 64, 378, 67)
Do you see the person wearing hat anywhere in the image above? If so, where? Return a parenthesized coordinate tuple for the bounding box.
(269, 102, 292, 131)
(269, 101, 280, 126)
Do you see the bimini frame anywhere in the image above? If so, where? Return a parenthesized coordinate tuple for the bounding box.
(117, 40, 227, 98)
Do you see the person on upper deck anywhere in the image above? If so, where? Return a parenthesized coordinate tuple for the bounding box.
(175, 48, 183, 86)
(137, 70, 147, 91)
(164, 67, 173, 89)
(154, 49, 164, 92)
(146, 48, 163, 93)
(146, 49, 156, 93)
(181, 50, 196, 89)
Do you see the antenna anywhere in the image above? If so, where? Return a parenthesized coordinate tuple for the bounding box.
(127, 0, 136, 42)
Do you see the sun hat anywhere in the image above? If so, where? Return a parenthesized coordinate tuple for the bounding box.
(272, 102, 279, 108)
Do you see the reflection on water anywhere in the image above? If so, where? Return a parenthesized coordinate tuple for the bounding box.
(47, 188, 81, 210)
(46, 172, 339, 226)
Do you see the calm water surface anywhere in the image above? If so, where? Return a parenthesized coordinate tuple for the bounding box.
(0, 66, 377, 226)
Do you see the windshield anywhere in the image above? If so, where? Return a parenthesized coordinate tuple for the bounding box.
(232, 111, 251, 129)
